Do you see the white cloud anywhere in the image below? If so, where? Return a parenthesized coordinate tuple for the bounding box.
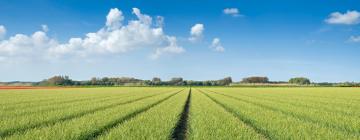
(0, 31, 57, 61)
(223, 8, 241, 17)
(106, 8, 124, 30)
(189, 23, 204, 42)
(209, 38, 224, 52)
(132, 8, 152, 25)
(0, 8, 185, 62)
(0, 25, 6, 39)
(151, 36, 184, 59)
(325, 10, 360, 25)
(348, 36, 360, 42)
(156, 16, 164, 27)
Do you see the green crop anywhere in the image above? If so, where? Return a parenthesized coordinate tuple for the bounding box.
(98, 89, 189, 140)
(0, 87, 359, 140)
(187, 89, 265, 140)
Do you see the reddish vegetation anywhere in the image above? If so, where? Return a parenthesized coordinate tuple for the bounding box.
(0, 86, 66, 90)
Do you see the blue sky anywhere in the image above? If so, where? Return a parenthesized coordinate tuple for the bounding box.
(0, 0, 360, 82)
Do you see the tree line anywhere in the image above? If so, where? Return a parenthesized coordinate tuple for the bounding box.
(37, 76, 233, 86)
(35, 75, 318, 86)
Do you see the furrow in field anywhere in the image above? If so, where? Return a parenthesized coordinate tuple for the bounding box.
(0, 91, 97, 107)
(245, 91, 360, 112)
(280, 88, 360, 101)
(5, 89, 183, 140)
(1, 94, 135, 119)
(202, 90, 359, 139)
(206, 90, 355, 116)
(171, 88, 191, 140)
(208, 89, 360, 116)
(0, 89, 141, 111)
(0, 90, 170, 138)
(0, 88, 159, 108)
(208, 90, 360, 136)
(188, 89, 265, 140)
(1, 94, 109, 111)
(95, 89, 189, 140)
(78, 89, 182, 140)
(0, 96, 76, 108)
(197, 89, 271, 139)
(205, 89, 359, 117)
(209, 88, 360, 110)
(0, 92, 158, 134)
(1, 89, 173, 118)
(293, 94, 360, 102)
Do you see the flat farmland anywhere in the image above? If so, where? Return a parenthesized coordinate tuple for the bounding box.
(0, 87, 359, 140)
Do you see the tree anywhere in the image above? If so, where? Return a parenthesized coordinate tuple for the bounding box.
(152, 77, 161, 82)
(152, 77, 161, 85)
(90, 77, 98, 85)
(217, 77, 233, 86)
(241, 76, 269, 83)
(170, 77, 183, 85)
(289, 77, 311, 85)
(45, 75, 73, 86)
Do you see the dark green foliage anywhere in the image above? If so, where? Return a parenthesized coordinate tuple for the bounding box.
(169, 77, 184, 85)
(88, 77, 143, 86)
(289, 77, 311, 85)
(151, 77, 162, 85)
(241, 77, 269, 83)
(335, 82, 360, 87)
(218, 77, 232, 85)
(36, 76, 233, 86)
(8, 75, 360, 87)
(38, 75, 74, 86)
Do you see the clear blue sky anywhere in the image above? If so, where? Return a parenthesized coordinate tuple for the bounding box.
(0, 0, 360, 82)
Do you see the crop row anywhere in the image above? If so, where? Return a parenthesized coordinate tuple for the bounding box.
(97, 89, 189, 139)
(0, 88, 182, 139)
(187, 89, 265, 139)
(211, 89, 358, 116)
(1, 87, 359, 139)
(208, 88, 360, 107)
(204, 89, 360, 135)
(1, 88, 174, 119)
(8, 89, 185, 140)
(198, 89, 359, 139)
(0, 88, 171, 110)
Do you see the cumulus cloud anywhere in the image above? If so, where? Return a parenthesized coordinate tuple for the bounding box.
(132, 8, 152, 25)
(156, 16, 164, 27)
(0, 25, 6, 39)
(0, 8, 185, 61)
(348, 36, 360, 43)
(106, 8, 124, 30)
(189, 23, 204, 42)
(0, 30, 57, 61)
(223, 8, 241, 17)
(325, 10, 360, 25)
(209, 38, 224, 52)
(151, 36, 184, 59)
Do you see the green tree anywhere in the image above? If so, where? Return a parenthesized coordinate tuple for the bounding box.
(241, 76, 269, 83)
(289, 77, 311, 85)
(170, 77, 183, 85)
(217, 77, 233, 86)
(45, 75, 73, 86)
(152, 77, 161, 85)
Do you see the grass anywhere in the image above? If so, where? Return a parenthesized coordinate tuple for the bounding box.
(0, 87, 359, 139)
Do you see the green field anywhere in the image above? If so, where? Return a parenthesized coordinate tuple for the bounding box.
(0, 87, 359, 140)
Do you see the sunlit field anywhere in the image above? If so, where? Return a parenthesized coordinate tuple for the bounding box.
(0, 87, 359, 140)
